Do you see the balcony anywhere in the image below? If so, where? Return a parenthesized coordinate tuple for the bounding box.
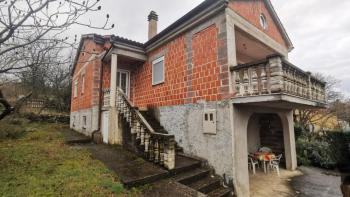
(231, 55, 326, 108)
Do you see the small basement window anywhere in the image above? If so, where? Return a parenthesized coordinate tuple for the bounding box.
(260, 13, 268, 30)
(152, 56, 165, 85)
(83, 116, 87, 128)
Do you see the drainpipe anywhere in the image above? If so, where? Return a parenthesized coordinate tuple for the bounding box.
(96, 53, 105, 136)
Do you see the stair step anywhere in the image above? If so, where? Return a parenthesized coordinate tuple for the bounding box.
(176, 146, 184, 153)
(174, 168, 211, 185)
(207, 187, 232, 197)
(171, 155, 202, 175)
(188, 175, 221, 194)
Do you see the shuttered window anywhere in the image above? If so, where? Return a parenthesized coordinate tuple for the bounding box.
(152, 56, 165, 85)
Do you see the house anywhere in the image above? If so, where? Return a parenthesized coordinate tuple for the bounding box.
(70, 0, 326, 196)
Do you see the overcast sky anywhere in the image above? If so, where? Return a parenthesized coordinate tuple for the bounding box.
(72, 0, 350, 95)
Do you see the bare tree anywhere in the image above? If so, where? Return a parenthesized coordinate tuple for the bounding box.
(296, 73, 344, 131)
(0, 0, 113, 120)
(0, 0, 113, 74)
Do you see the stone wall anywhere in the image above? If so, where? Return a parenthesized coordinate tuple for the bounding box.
(153, 100, 234, 180)
(70, 106, 99, 136)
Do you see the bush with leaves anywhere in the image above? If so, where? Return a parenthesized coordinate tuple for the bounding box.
(296, 130, 350, 169)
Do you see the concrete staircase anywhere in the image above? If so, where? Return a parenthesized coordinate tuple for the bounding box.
(116, 90, 233, 196)
(139, 110, 234, 197)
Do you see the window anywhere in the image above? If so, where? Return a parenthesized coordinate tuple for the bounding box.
(152, 56, 165, 85)
(117, 70, 130, 96)
(73, 80, 78, 98)
(81, 74, 85, 94)
(83, 116, 87, 128)
(259, 13, 268, 30)
(72, 116, 76, 127)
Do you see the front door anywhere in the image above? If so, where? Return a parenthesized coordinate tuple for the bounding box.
(117, 70, 130, 96)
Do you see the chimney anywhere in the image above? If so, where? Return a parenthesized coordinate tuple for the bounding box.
(148, 11, 158, 40)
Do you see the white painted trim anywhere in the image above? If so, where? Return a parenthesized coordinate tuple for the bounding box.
(117, 69, 131, 98)
(231, 94, 326, 108)
(73, 80, 78, 98)
(152, 56, 165, 86)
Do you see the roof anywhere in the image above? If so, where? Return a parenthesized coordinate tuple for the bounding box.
(144, 0, 227, 47)
(71, 0, 294, 75)
(263, 0, 294, 51)
(71, 34, 143, 76)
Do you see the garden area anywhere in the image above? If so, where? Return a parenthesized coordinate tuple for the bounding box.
(0, 118, 142, 196)
(295, 125, 350, 170)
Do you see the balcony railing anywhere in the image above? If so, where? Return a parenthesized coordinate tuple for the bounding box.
(231, 55, 326, 103)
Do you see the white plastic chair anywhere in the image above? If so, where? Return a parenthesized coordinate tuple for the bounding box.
(248, 156, 259, 175)
(269, 154, 282, 176)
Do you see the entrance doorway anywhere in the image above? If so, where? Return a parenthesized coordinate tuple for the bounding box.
(117, 70, 130, 96)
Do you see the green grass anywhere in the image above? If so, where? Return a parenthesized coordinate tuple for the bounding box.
(0, 122, 140, 196)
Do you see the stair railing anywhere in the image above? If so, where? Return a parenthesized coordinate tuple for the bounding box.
(116, 88, 176, 170)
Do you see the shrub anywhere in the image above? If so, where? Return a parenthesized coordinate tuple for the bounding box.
(296, 130, 350, 169)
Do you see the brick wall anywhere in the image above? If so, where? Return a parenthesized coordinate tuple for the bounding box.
(71, 39, 108, 112)
(132, 22, 230, 108)
(132, 35, 187, 107)
(228, 0, 288, 48)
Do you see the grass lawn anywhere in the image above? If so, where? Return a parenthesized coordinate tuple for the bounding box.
(0, 120, 140, 196)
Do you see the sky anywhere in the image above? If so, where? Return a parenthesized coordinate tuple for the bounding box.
(72, 0, 350, 95)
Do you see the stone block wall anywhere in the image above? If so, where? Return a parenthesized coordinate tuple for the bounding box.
(155, 100, 234, 180)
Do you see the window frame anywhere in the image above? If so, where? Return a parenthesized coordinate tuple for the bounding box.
(81, 74, 85, 95)
(152, 56, 165, 86)
(259, 13, 268, 30)
(73, 79, 78, 98)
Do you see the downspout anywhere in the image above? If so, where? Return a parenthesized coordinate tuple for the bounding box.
(92, 50, 108, 142)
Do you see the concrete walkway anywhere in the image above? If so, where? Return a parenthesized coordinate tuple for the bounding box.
(62, 129, 204, 196)
(250, 169, 302, 197)
(292, 166, 342, 197)
(250, 166, 342, 197)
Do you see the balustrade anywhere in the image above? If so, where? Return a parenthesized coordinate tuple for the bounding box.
(115, 89, 176, 170)
(232, 56, 326, 103)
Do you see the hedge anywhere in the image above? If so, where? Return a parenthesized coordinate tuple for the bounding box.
(296, 129, 350, 169)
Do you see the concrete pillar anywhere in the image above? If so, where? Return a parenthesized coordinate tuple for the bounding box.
(226, 10, 238, 94)
(268, 55, 284, 93)
(108, 53, 122, 145)
(279, 110, 297, 170)
(232, 105, 251, 197)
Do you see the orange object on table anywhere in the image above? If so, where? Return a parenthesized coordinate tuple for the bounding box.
(254, 152, 275, 161)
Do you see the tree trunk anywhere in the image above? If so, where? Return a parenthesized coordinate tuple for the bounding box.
(0, 89, 32, 120)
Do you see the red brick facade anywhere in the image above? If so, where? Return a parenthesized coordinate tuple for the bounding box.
(71, 39, 109, 112)
(71, 0, 289, 111)
(228, 0, 288, 49)
(132, 24, 229, 108)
